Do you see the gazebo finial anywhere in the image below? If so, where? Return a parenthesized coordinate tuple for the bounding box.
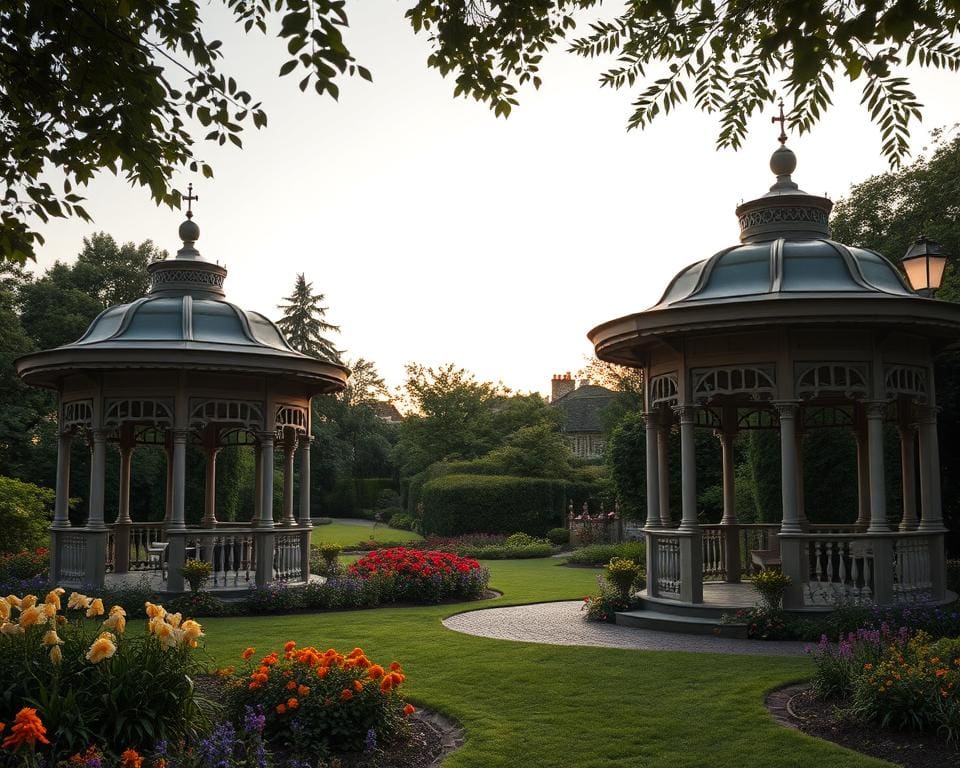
(177, 184, 201, 259)
(771, 98, 788, 145)
(184, 183, 198, 220)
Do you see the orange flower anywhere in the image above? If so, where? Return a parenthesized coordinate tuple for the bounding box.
(348, 647, 364, 658)
(286, 680, 297, 691)
(287, 697, 299, 710)
(380, 676, 395, 693)
(261, 653, 279, 667)
(298, 684, 310, 696)
(317, 667, 330, 679)
(863, 663, 873, 671)
(403, 704, 415, 716)
(2, 707, 50, 750)
(389, 662, 402, 672)
(284, 641, 296, 652)
(276, 703, 287, 714)
(120, 748, 143, 768)
(353, 679, 364, 692)
(937, 668, 949, 678)
(367, 664, 385, 680)
(242, 647, 255, 660)
(340, 689, 353, 702)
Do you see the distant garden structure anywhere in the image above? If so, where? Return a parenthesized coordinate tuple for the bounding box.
(590, 134, 959, 612)
(15, 201, 348, 593)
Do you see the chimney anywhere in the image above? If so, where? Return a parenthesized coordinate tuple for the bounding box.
(551, 372, 576, 403)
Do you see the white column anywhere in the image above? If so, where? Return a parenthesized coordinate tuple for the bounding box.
(54, 431, 72, 526)
(259, 432, 275, 528)
(299, 435, 312, 525)
(253, 441, 262, 524)
(776, 402, 801, 534)
(719, 429, 737, 525)
(855, 427, 870, 528)
(918, 405, 944, 531)
(865, 401, 889, 533)
(643, 411, 660, 528)
(898, 423, 918, 531)
(115, 440, 134, 525)
(657, 422, 671, 527)
(201, 444, 220, 527)
(163, 438, 173, 525)
(281, 430, 298, 527)
(675, 405, 698, 532)
(169, 429, 188, 529)
(795, 427, 808, 526)
(87, 429, 108, 529)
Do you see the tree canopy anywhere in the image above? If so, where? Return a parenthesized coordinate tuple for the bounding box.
(4, 1, 958, 263)
(276, 273, 341, 362)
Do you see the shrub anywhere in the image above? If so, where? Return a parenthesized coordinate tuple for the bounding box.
(467, 542, 554, 559)
(0, 476, 54, 555)
(0, 590, 209, 758)
(228, 642, 414, 760)
(180, 558, 213, 592)
(605, 557, 642, 600)
(166, 590, 233, 617)
(377, 489, 403, 510)
(421, 533, 552, 559)
(947, 559, 960, 595)
(581, 576, 631, 622)
(565, 541, 646, 566)
(547, 527, 570, 546)
(243, 582, 306, 614)
(751, 570, 792, 610)
(310, 543, 344, 577)
(388, 511, 415, 530)
(348, 547, 489, 603)
(0, 548, 50, 583)
(420, 474, 567, 536)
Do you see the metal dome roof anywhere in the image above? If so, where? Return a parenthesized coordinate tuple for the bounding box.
(16, 212, 348, 391)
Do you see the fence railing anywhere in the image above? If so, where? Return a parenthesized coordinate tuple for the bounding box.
(650, 531, 682, 597)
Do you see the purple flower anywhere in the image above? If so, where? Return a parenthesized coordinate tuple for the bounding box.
(364, 727, 378, 753)
(243, 705, 265, 733)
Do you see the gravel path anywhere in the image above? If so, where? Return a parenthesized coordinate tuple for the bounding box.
(442, 601, 810, 656)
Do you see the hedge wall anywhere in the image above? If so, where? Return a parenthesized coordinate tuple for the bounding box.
(321, 477, 398, 517)
(420, 474, 570, 536)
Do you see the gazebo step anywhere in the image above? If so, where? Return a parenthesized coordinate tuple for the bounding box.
(636, 596, 732, 620)
(615, 610, 748, 639)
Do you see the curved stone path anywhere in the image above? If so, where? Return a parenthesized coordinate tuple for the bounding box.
(442, 601, 809, 656)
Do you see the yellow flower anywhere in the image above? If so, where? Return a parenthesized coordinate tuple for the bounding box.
(181, 620, 203, 644)
(67, 592, 90, 611)
(0, 598, 10, 621)
(145, 602, 166, 619)
(166, 612, 182, 628)
(41, 630, 63, 647)
(109, 605, 126, 617)
(20, 595, 37, 611)
(102, 612, 126, 634)
(44, 588, 64, 610)
(85, 635, 116, 663)
(0, 621, 23, 636)
(42, 603, 57, 620)
(154, 622, 178, 650)
(86, 598, 104, 618)
(49, 645, 62, 665)
(6, 595, 21, 609)
(18, 606, 46, 629)
(148, 616, 165, 635)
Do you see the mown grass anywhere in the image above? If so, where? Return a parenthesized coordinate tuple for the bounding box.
(310, 521, 424, 548)
(199, 559, 890, 768)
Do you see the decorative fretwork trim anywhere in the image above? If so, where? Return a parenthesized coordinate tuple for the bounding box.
(884, 365, 928, 402)
(692, 365, 776, 402)
(104, 399, 174, 427)
(189, 398, 264, 430)
(150, 269, 225, 288)
(61, 399, 94, 430)
(275, 404, 308, 434)
(796, 363, 869, 400)
(738, 205, 829, 231)
(649, 373, 679, 408)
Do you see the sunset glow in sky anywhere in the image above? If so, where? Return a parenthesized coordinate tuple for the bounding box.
(29, 4, 960, 397)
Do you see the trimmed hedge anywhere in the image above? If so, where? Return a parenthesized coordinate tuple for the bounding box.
(321, 477, 398, 517)
(420, 474, 567, 536)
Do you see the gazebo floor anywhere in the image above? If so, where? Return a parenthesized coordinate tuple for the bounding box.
(638, 582, 765, 619)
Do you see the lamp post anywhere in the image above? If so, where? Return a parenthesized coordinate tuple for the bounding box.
(902, 236, 948, 297)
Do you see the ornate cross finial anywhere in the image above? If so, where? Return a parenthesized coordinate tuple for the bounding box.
(772, 99, 787, 145)
(184, 183, 198, 219)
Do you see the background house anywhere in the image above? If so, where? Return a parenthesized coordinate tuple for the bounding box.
(549, 373, 615, 461)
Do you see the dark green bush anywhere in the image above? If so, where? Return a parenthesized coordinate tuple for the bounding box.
(420, 474, 567, 536)
(947, 559, 960, 594)
(165, 591, 233, 617)
(546, 527, 570, 546)
(565, 541, 646, 566)
(0, 476, 54, 554)
(467, 542, 554, 559)
(0, 548, 50, 582)
(388, 511, 415, 530)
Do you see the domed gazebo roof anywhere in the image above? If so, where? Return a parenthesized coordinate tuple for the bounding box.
(589, 142, 960, 366)
(17, 207, 349, 392)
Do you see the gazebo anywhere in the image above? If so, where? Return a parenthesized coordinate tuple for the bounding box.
(16, 204, 348, 593)
(589, 138, 959, 613)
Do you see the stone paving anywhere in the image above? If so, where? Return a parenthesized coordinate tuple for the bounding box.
(442, 601, 810, 656)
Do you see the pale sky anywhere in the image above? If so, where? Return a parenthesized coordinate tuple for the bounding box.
(29, 5, 960, 398)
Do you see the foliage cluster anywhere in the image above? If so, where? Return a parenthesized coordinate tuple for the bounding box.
(751, 570, 793, 610)
(809, 627, 960, 743)
(180, 559, 214, 593)
(348, 547, 489, 604)
(0, 548, 49, 584)
(228, 642, 414, 761)
(546, 527, 570, 546)
(564, 541, 646, 567)
(605, 557, 643, 600)
(0, 476, 54, 555)
(386, 511, 416, 530)
(581, 574, 634, 623)
(0, 590, 207, 760)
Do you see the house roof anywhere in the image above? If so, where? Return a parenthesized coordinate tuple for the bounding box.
(371, 401, 403, 422)
(551, 385, 616, 433)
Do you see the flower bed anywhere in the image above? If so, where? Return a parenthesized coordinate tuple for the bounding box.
(808, 625, 960, 743)
(348, 547, 489, 603)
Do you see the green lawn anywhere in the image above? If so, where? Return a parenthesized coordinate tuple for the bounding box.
(200, 559, 890, 768)
(310, 521, 424, 548)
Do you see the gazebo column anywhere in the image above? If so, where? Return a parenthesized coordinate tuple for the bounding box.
(776, 402, 805, 608)
(855, 424, 870, 529)
(165, 428, 190, 592)
(49, 430, 73, 585)
(718, 406, 740, 583)
(255, 431, 276, 588)
(898, 421, 919, 531)
(201, 434, 221, 528)
(281, 429, 298, 527)
(253, 442, 262, 524)
(113, 426, 135, 573)
(163, 435, 173, 526)
(916, 402, 946, 600)
(674, 404, 702, 603)
(88, 429, 108, 529)
(795, 426, 808, 527)
(657, 419, 671, 527)
(299, 434, 313, 583)
(865, 402, 889, 533)
(643, 411, 660, 529)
